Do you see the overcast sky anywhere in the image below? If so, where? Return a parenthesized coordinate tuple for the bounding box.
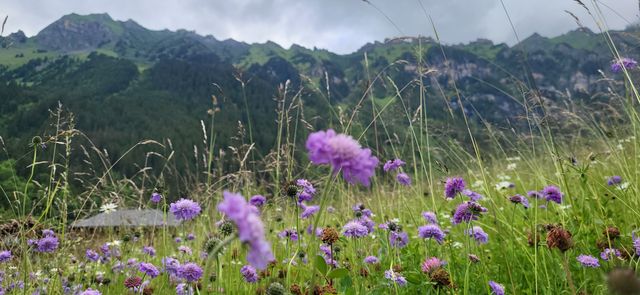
(2, 0, 638, 54)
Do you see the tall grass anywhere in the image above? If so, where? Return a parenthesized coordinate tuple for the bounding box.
(0, 1, 640, 294)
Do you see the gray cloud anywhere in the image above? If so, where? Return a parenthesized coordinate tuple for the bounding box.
(2, 0, 638, 53)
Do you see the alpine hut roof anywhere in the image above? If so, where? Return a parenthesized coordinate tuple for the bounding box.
(71, 209, 180, 228)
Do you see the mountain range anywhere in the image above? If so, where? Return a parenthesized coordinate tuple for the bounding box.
(0, 13, 638, 176)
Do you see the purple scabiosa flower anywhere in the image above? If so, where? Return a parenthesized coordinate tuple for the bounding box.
(418, 224, 445, 244)
(489, 281, 505, 295)
(42, 229, 55, 237)
(384, 270, 407, 286)
(176, 283, 193, 295)
(462, 189, 483, 201)
(249, 195, 266, 207)
(466, 226, 489, 244)
(99, 243, 110, 254)
(527, 190, 544, 199)
(296, 179, 316, 202)
(278, 229, 299, 241)
(297, 178, 315, 192)
(162, 257, 181, 276)
(342, 221, 369, 238)
(177, 262, 203, 282)
(421, 257, 444, 273)
(169, 198, 201, 221)
(305, 129, 379, 186)
(300, 204, 319, 219)
(112, 261, 125, 272)
(421, 211, 438, 224)
(150, 192, 162, 203)
(85, 249, 99, 262)
(444, 177, 465, 199)
(352, 203, 373, 218)
(35, 236, 59, 253)
(611, 57, 638, 73)
(396, 173, 411, 186)
(364, 256, 379, 264)
(138, 262, 160, 278)
(383, 158, 405, 172)
(79, 289, 101, 295)
(633, 232, 640, 254)
(142, 246, 156, 257)
(379, 220, 399, 231)
(320, 244, 339, 267)
(542, 185, 563, 204)
(178, 245, 192, 255)
(127, 258, 139, 268)
(607, 176, 623, 186)
(217, 191, 274, 269)
(389, 231, 409, 248)
(187, 233, 195, 240)
(309, 225, 321, 236)
(452, 201, 487, 225)
(600, 248, 621, 261)
(241, 265, 258, 283)
(359, 216, 376, 233)
(324, 257, 339, 268)
(320, 244, 333, 259)
(0, 250, 11, 262)
(509, 194, 530, 208)
(576, 255, 600, 268)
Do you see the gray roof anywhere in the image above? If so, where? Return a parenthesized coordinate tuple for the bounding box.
(71, 209, 181, 227)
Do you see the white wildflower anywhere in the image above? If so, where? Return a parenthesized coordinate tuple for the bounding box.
(495, 181, 514, 190)
(100, 203, 118, 214)
(497, 174, 511, 181)
(617, 182, 630, 190)
(108, 240, 122, 247)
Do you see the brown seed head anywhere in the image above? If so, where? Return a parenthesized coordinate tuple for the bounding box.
(290, 284, 303, 295)
(546, 226, 573, 252)
(468, 254, 480, 263)
(430, 268, 452, 288)
(527, 231, 540, 247)
(393, 264, 403, 273)
(604, 226, 621, 240)
(321, 227, 339, 245)
(596, 239, 609, 250)
(142, 286, 154, 295)
(124, 276, 142, 289)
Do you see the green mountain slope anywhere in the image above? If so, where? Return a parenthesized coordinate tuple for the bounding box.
(0, 13, 637, 176)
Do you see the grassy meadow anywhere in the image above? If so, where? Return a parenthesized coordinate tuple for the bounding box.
(3, 2, 640, 295)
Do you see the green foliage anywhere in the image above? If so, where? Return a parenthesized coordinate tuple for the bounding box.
(0, 159, 27, 209)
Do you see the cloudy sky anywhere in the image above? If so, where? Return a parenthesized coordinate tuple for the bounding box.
(2, 0, 638, 54)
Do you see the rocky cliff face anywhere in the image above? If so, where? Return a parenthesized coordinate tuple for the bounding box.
(34, 13, 118, 51)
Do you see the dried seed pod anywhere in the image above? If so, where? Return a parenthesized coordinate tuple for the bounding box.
(546, 226, 573, 252)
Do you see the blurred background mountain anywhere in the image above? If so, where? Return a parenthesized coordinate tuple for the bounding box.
(0, 13, 638, 175)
